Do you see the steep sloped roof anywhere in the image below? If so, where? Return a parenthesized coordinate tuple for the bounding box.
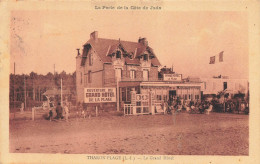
(83, 38, 161, 66)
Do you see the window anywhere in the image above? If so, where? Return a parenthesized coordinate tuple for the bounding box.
(116, 51, 121, 59)
(129, 54, 133, 59)
(143, 54, 148, 61)
(163, 95, 167, 101)
(85, 74, 88, 85)
(89, 53, 93, 66)
(143, 69, 149, 81)
(223, 82, 227, 90)
(127, 88, 131, 102)
(184, 94, 187, 100)
(121, 87, 126, 101)
(115, 68, 122, 80)
(130, 70, 136, 79)
(88, 71, 92, 83)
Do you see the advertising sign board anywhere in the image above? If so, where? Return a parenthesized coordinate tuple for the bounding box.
(163, 74, 182, 81)
(84, 88, 116, 103)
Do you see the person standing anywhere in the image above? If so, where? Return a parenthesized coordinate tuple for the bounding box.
(48, 108, 53, 121)
(64, 103, 69, 122)
(20, 102, 24, 113)
(56, 102, 63, 120)
(236, 99, 240, 114)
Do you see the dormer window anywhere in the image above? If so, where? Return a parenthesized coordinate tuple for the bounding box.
(143, 54, 148, 61)
(116, 51, 121, 59)
(129, 53, 133, 60)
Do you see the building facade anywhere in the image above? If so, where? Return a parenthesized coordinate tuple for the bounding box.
(76, 31, 202, 109)
(200, 77, 249, 96)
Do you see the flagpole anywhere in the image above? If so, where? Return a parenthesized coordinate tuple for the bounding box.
(217, 54, 221, 77)
(218, 51, 224, 77)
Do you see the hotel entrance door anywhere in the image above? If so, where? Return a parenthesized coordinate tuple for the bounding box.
(169, 90, 176, 98)
(169, 90, 176, 106)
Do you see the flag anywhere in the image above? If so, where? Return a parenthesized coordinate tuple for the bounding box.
(209, 56, 215, 64)
(219, 51, 224, 62)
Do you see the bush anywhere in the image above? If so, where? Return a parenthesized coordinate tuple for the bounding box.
(114, 111, 124, 116)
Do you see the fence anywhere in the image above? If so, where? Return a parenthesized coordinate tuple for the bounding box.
(123, 104, 134, 115)
(123, 93, 165, 116)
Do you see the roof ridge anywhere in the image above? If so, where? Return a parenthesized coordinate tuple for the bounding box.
(98, 38, 139, 44)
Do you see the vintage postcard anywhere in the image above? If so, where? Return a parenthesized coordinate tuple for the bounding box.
(0, 0, 260, 163)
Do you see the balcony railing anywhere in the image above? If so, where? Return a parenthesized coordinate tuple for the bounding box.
(119, 77, 163, 82)
(104, 77, 163, 85)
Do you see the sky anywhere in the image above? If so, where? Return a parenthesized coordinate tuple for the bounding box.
(10, 10, 248, 79)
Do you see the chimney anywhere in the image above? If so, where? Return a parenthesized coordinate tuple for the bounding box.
(90, 31, 98, 42)
(76, 48, 80, 56)
(138, 37, 148, 46)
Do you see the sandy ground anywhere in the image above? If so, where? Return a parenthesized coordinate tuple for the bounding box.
(9, 113, 248, 155)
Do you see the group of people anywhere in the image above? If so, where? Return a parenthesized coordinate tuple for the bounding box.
(48, 102, 69, 121)
(47, 101, 93, 121)
(162, 96, 249, 115)
(163, 97, 212, 114)
(189, 101, 212, 114)
(76, 102, 93, 118)
(223, 99, 249, 114)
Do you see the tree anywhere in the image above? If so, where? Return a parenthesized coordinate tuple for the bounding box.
(29, 71, 38, 79)
(60, 70, 67, 80)
(46, 72, 54, 80)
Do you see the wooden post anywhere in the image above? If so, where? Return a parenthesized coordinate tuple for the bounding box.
(223, 97, 225, 112)
(96, 106, 98, 117)
(116, 78, 120, 111)
(123, 105, 125, 116)
(131, 89, 137, 115)
(32, 107, 35, 121)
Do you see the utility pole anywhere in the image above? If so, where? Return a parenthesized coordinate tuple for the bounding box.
(54, 64, 55, 75)
(13, 62, 15, 102)
(24, 75, 26, 110)
(33, 79, 35, 100)
(13, 62, 15, 118)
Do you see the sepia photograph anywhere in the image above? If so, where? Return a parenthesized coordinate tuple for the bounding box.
(1, 0, 260, 163)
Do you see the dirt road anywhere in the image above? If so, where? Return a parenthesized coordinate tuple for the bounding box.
(9, 113, 248, 155)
